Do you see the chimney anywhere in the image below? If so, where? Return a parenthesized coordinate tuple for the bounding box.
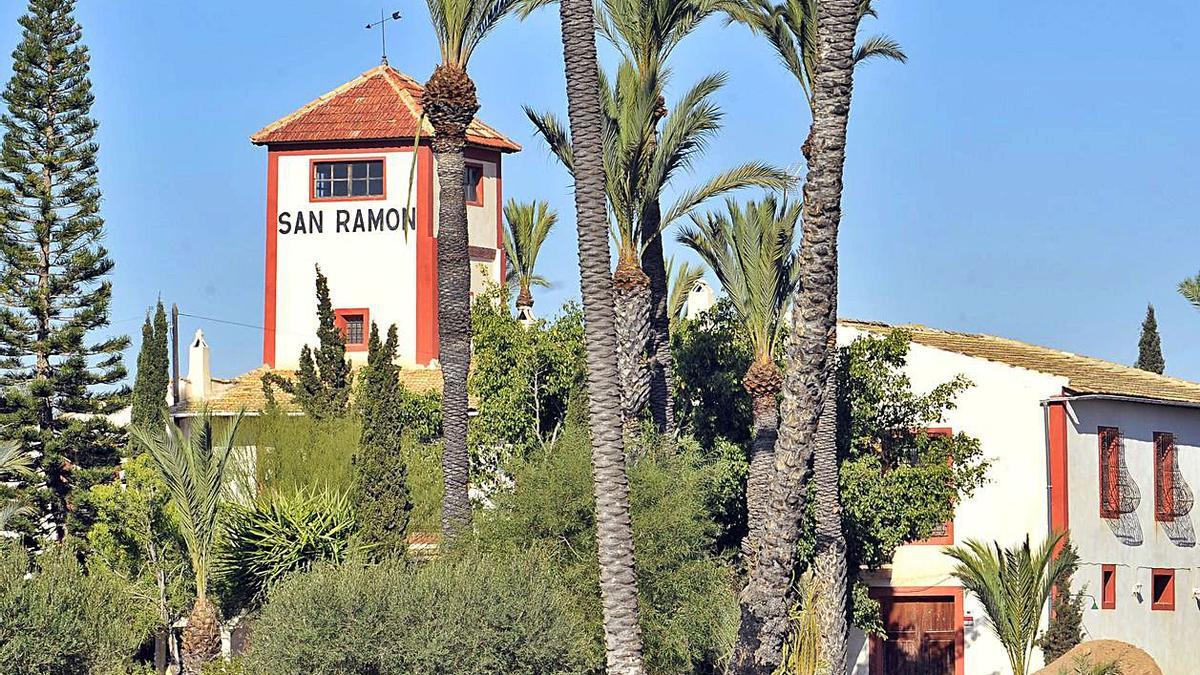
(187, 329, 212, 401)
(685, 279, 715, 320)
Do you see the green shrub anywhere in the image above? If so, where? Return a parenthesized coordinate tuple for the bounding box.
(472, 424, 739, 674)
(0, 543, 152, 674)
(217, 487, 362, 609)
(243, 550, 591, 675)
(402, 440, 443, 534)
(240, 412, 361, 494)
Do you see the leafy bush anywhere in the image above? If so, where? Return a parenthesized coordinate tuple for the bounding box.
(672, 298, 754, 448)
(0, 543, 152, 674)
(240, 412, 360, 494)
(217, 487, 362, 609)
(472, 424, 739, 674)
(243, 550, 591, 675)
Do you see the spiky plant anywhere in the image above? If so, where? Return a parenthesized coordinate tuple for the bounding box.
(422, 0, 521, 535)
(678, 196, 799, 560)
(0, 441, 34, 531)
(502, 199, 557, 313)
(1180, 272, 1200, 311)
(131, 414, 243, 675)
(666, 256, 706, 323)
(527, 62, 788, 441)
(947, 531, 1072, 675)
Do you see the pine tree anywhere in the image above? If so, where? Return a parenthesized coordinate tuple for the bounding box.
(1036, 540, 1085, 663)
(129, 300, 170, 444)
(1134, 303, 1165, 374)
(263, 265, 351, 419)
(351, 323, 412, 556)
(0, 0, 128, 541)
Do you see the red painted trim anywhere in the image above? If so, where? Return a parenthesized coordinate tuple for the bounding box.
(1101, 564, 1116, 610)
(868, 586, 965, 675)
(1048, 403, 1070, 554)
(333, 308, 370, 352)
(464, 162, 485, 207)
(263, 150, 280, 367)
(1154, 432, 1175, 522)
(1099, 426, 1121, 519)
(912, 428, 955, 546)
(415, 145, 437, 365)
(495, 155, 505, 282)
(309, 156, 387, 203)
(268, 141, 426, 154)
(1151, 568, 1175, 611)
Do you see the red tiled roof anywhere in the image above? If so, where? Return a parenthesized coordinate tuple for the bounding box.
(251, 65, 520, 152)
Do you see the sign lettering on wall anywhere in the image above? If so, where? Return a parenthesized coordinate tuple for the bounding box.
(277, 207, 417, 235)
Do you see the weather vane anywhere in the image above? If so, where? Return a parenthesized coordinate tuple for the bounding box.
(366, 10, 403, 65)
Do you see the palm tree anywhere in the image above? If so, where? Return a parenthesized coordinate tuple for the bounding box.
(132, 414, 243, 675)
(502, 199, 557, 319)
(948, 531, 1072, 675)
(0, 441, 34, 532)
(678, 196, 800, 560)
(555, 0, 647, 668)
(527, 62, 787, 441)
(1180, 272, 1200, 310)
(421, 0, 521, 535)
(666, 256, 706, 323)
(730, 0, 865, 672)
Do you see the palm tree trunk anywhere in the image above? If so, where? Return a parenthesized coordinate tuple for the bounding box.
(180, 596, 220, 675)
(730, 0, 860, 671)
(810, 367, 848, 675)
(559, 0, 646, 670)
(743, 391, 778, 563)
(641, 201, 677, 438)
(614, 254, 651, 445)
(432, 133, 473, 534)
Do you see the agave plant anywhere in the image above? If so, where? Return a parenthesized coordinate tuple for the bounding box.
(948, 531, 1072, 675)
(527, 61, 788, 441)
(219, 486, 362, 607)
(131, 414, 243, 675)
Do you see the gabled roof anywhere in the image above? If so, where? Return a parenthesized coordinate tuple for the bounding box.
(840, 319, 1200, 406)
(172, 365, 444, 416)
(251, 65, 520, 152)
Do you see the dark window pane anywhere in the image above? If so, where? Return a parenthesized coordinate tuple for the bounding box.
(333, 163, 349, 179)
(315, 179, 332, 198)
(315, 163, 333, 180)
(332, 181, 349, 197)
(369, 178, 384, 195)
(351, 179, 369, 196)
(345, 315, 364, 344)
(368, 161, 384, 178)
(352, 162, 369, 179)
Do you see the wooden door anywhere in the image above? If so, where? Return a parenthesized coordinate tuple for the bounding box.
(874, 597, 956, 675)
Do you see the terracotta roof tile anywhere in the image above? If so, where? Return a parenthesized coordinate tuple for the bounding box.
(840, 319, 1200, 406)
(251, 65, 520, 152)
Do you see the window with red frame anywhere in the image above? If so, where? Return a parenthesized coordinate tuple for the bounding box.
(333, 308, 369, 352)
(1154, 432, 1176, 522)
(464, 164, 484, 205)
(912, 428, 955, 545)
(1151, 569, 1175, 611)
(1098, 426, 1121, 518)
(1100, 564, 1116, 609)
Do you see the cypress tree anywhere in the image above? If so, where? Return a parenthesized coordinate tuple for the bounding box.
(129, 300, 170, 443)
(262, 265, 351, 419)
(0, 0, 128, 540)
(1036, 540, 1084, 663)
(1135, 303, 1165, 374)
(352, 323, 413, 556)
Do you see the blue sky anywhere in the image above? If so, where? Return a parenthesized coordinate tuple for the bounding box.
(1, 1, 1197, 380)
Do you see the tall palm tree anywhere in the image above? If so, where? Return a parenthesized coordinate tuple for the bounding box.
(730, 0, 864, 672)
(502, 199, 557, 318)
(948, 531, 1072, 675)
(132, 414, 242, 675)
(666, 256, 706, 323)
(678, 196, 800, 560)
(1180, 272, 1200, 310)
(0, 441, 34, 532)
(555, 0, 647, 668)
(421, 0, 521, 534)
(527, 62, 787, 441)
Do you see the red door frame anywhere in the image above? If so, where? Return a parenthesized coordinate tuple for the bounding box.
(868, 586, 965, 675)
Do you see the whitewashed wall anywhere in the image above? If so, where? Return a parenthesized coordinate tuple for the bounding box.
(1065, 398, 1200, 675)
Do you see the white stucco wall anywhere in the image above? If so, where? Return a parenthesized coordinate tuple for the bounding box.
(838, 326, 1066, 675)
(1064, 398, 1200, 675)
(431, 154, 503, 295)
(272, 150, 419, 368)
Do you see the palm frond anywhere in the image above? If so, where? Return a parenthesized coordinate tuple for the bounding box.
(503, 199, 558, 297)
(0, 441, 33, 479)
(0, 501, 34, 532)
(854, 34, 907, 65)
(524, 106, 576, 175)
(427, 0, 523, 67)
(1180, 272, 1200, 310)
(661, 162, 793, 231)
(667, 256, 706, 321)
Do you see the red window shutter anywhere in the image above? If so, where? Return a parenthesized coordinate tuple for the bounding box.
(1155, 432, 1175, 522)
(1098, 427, 1121, 518)
(1100, 565, 1116, 610)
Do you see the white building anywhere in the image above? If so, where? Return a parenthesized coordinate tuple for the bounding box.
(838, 319, 1199, 675)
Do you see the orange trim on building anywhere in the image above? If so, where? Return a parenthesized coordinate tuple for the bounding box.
(1151, 568, 1175, 611)
(868, 586, 965, 675)
(1101, 564, 1116, 609)
(1047, 401, 1070, 554)
(333, 308, 370, 352)
(464, 162, 485, 207)
(494, 152, 505, 280)
(263, 150, 280, 367)
(415, 145, 437, 365)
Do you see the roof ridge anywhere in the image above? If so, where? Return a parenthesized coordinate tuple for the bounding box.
(250, 67, 384, 143)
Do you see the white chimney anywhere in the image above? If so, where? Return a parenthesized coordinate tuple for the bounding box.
(187, 329, 212, 401)
(685, 279, 715, 320)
